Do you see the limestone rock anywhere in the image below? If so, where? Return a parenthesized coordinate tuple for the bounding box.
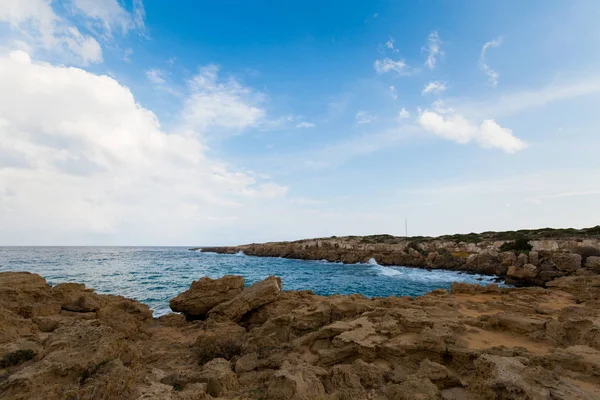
(507, 263, 538, 279)
(383, 377, 442, 400)
(552, 253, 583, 272)
(416, 359, 463, 390)
(52, 282, 104, 312)
(266, 360, 327, 400)
(585, 256, 600, 272)
(546, 275, 600, 303)
(170, 275, 245, 318)
(198, 358, 239, 397)
(208, 276, 282, 321)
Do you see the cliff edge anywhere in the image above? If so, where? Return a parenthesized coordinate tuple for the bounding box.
(196, 226, 600, 286)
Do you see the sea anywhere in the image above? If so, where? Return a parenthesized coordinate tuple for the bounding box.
(0, 247, 500, 316)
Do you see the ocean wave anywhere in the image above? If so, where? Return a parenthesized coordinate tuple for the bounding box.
(372, 264, 403, 277)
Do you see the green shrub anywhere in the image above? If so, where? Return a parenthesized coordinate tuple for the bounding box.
(499, 238, 532, 252)
(0, 349, 36, 368)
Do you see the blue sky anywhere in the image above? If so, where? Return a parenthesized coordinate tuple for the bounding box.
(0, 0, 599, 245)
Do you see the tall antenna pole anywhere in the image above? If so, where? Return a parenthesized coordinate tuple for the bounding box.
(405, 218, 408, 237)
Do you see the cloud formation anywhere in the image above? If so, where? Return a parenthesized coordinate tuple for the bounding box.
(480, 37, 502, 87)
(355, 111, 377, 124)
(418, 108, 527, 153)
(182, 64, 266, 135)
(422, 81, 447, 95)
(0, 0, 102, 64)
(0, 51, 286, 244)
(424, 31, 442, 70)
(374, 58, 410, 75)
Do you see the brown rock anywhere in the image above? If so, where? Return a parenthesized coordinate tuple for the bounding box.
(209, 276, 282, 321)
(383, 377, 442, 400)
(52, 283, 104, 312)
(170, 275, 245, 318)
(552, 253, 583, 272)
(507, 263, 538, 279)
(198, 358, 239, 397)
(585, 256, 600, 272)
(266, 360, 327, 400)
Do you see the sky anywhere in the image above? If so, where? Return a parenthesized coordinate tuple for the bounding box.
(0, 0, 599, 246)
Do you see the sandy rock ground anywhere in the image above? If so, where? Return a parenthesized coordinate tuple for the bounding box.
(1, 271, 599, 399)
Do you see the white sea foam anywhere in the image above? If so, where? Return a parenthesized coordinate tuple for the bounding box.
(373, 265, 403, 277)
(235, 251, 246, 256)
(367, 258, 379, 265)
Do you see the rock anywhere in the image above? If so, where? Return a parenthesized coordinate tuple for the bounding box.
(552, 253, 582, 272)
(585, 256, 600, 272)
(383, 377, 442, 400)
(209, 276, 282, 321)
(472, 354, 596, 399)
(96, 295, 153, 335)
(546, 275, 600, 303)
(0, 272, 60, 318)
(52, 283, 104, 312)
(507, 263, 538, 279)
(492, 313, 548, 334)
(529, 251, 539, 266)
(516, 252, 529, 267)
(266, 360, 326, 400)
(198, 358, 239, 397)
(170, 275, 245, 318)
(416, 359, 463, 390)
(500, 251, 517, 267)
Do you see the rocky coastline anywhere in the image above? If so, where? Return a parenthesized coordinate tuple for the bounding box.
(2, 270, 600, 399)
(195, 227, 600, 287)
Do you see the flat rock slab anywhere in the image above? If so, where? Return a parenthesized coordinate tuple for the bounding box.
(208, 276, 282, 321)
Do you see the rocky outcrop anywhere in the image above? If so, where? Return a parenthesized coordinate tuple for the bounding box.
(169, 275, 245, 319)
(196, 232, 600, 287)
(208, 276, 282, 321)
(2, 271, 600, 399)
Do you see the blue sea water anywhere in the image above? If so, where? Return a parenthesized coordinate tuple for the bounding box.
(0, 247, 499, 316)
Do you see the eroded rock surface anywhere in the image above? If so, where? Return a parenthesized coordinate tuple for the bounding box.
(1, 271, 600, 399)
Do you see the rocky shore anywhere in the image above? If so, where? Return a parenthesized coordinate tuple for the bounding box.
(2, 271, 600, 399)
(196, 227, 600, 287)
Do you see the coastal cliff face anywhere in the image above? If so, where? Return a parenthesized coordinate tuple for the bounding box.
(198, 228, 600, 287)
(2, 271, 600, 399)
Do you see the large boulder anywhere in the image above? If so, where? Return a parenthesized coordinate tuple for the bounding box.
(170, 275, 245, 318)
(507, 263, 538, 280)
(208, 276, 282, 322)
(585, 256, 600, 272)
(551, 253, 582, 272)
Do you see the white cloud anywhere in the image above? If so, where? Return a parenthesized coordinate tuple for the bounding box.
(422, 80, 447, 95)
(418, 109, 527, 153)
(181, 64, 266, 135)
(0, 0, 102, 65)
(145, 68, 166, 84)
(399, 108, 410, 119)
(296, 121, 315, 128)
(355, 111, 377, 124)
(424, 31, 442, 70)
(389, 85, 398, 100)
(71, 0, 133, 35)
(480, 37, 502, 87)
(374, 58, 410, 75)
(0, 51, 286, 244)
(384, 38, 394, 49)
